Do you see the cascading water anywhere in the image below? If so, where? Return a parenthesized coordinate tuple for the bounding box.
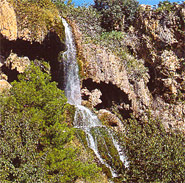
(62, 18, 128, 178)
(62, 18, 81, 105)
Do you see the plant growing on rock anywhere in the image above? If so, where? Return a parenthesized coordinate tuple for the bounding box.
(0, 62, 102, 182)
(156, 0, 176, 12)
(114, 113, 185, 182)
(93, 0, 139, 31)
(8, 0, 65, 42)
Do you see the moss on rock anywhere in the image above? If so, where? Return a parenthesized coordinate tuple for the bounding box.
(7, 0, 65, 43)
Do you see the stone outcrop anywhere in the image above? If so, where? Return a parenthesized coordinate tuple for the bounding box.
(0, 79, 11, 92)
(0, 0, 64, 43)
(83, 44, 138, 113)
(130, 4, 185, 131)
(71, 21, 138, 114)
(0, 0, 65, 85)
(0, 0, 17, 40)
(151, 96, 185, 133)
(134, 79, 151, 107)
(81, 88, 102, 107)
(71, 4, 185, 132)
(5, 53, 30, 73)
(0, 73, 8, 80)
(134, 4, 185, 103)
(98, 109, 125, 131)
(159, 50, 184, 98)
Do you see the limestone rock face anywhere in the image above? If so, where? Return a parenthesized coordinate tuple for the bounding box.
(134, 79, 151, 107)
(159, 50, 184, 97)
(98, 109, 124, 131)
(133, 7, 184, 132)
(71, 22, 138, 113)
(151, 97, 185, 133)
(83, 45, 129, 90)
(0, 0, 64, 43)
(0, 0, 17, 40)
(5, 53, 30, 73)
(0, 79, 11, 92)
(84, 44, 138, 112)
(0, 73, 8, 80)
(81, 88, 102, 107)
(71, 4, 184, 132)
(137, 8, 181, 45)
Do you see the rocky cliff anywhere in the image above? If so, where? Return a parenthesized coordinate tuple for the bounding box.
(0, 0, 17, 40)
(69, 3, 185, 133)
(0, 0, 65, 89)
(0, 1, 184, 182)
(0, 0, 184, 133)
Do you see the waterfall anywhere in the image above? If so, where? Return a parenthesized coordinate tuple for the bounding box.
(62, 18, 81, 105)
(62, 18, 128, 178)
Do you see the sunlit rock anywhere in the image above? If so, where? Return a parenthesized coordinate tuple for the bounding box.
(0, 0, 18, 40)
(5, 53, 30, 73)
(0, 79, 11, 93)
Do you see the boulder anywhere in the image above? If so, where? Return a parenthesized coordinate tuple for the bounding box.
(0, 0, 17, 40)
(5, 53, 30, 73)
(0, 79, 11, 93)
(81, 88, 102, 107)
(98, 109, 125, 131)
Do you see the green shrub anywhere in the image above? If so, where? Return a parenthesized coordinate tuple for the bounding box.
(0, 62, 101, 182)
(156, 0, 175, 12)
(8, 0, 65, 42)
(115, 113, 185, 182)
(93, 0, 139, 31)
(101, 31, 125, 41)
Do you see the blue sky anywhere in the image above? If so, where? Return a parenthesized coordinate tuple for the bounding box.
(71, 0, 181, 6)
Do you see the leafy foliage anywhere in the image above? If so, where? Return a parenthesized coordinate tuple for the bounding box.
(54, 1, 104, 41)
(157, 0, 177, 12)
(8, 0, 65, 41)
(113, 112, 185, 182)
(93, 0, 139, 31)
(0, 62, 101, 182)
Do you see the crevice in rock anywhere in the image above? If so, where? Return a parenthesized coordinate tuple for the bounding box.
(1, 64, 19, 82)
(0, 32, 65, 83)
(146, 63, 157, 95)
(146, 62, 168, 100)
(82, 78, 132, 119)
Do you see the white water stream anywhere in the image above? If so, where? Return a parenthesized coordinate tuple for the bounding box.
(62, 18, 128, 178)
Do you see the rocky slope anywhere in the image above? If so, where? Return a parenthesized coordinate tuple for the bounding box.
(0, 1, 184, 182)
(0, 0, 66, 90)
(69, 3, 185, 132)
(0, 0, 184, 133)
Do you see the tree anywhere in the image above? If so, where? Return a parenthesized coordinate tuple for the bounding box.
(0, 62, 101, 182)
(119, 115, 185, 182)
(93, 0, 139, 31)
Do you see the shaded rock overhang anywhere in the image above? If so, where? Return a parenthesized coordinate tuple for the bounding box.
(82, 78, 133, 119)
(0, 32, 65, 83)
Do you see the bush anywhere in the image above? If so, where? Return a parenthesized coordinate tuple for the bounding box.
(0, 62, 101, 182)
(116, 114, 185, 182)
(8, 0, 65, 41)
(93, 0, 139, 31)
(157, 0, 175, 12)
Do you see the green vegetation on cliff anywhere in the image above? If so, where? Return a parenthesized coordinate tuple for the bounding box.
(0, 0, 184, 182)
(98, 107, 184, 182)
(119, 115, 184, 182)
(0, 62, 102, 182)
(8, 0, 65, 42)
(94, 0, 139, 31)
(53, 1, 184, 182)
